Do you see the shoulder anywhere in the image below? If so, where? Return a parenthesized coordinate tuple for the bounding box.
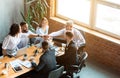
(73, 28, 80, 33)
(5, 35, 11, 38)
(69, 41, 77, 49)
(4, 35, 13, 40)
(28, 30, 34, 34)
(50, 49, 55, 52)
(40, 54, 46, 60)
(47, 49, 55, 55)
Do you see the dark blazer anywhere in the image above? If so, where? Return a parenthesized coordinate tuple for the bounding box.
(32, 49, 57, 75)
(57, 40, 78, 65)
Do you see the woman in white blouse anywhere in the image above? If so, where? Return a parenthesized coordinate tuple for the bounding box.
(2, 23, 21, 56)
(35, 17, 49, 43)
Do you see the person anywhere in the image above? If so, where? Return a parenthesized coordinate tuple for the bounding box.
(2, 23, 21, 56)
(56, 31, 78, 68)
(36, 17, 49, 35)
(35, 17, 49, 44)
(17, 22, 40, 49)
(49, 20, 85, 47)
(19, 41, 57, 78)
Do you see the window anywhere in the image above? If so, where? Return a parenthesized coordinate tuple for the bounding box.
(96, 4, 120, 36)
(56, 0, 120, 38)
(57, 0, 91, 25)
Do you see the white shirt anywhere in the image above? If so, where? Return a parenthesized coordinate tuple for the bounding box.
(2, 33, 30, 56)
(2, 35, 21, 50)
(36, 26, 49, 35)
(18, 30, 34, 48)
(49, 28, 86, 46)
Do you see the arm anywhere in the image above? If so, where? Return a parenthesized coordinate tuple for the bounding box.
(28, 30, 42, 38)
(2, 36, 10, 56)
(49, 29, 65, 37)
(2, 49, 7, 56)
(32, 57, 45, 72)
(20, 33, 42, 38)
(28, 34, 39, 38)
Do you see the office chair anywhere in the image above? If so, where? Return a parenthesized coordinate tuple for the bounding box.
(0, 43, 2, 56)
(48, 66, 64, 78)
(64, 52, 88, 78)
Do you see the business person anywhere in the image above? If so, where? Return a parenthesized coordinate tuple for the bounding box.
(56, 31, 78, 68)
(35, 17, 49, 43)
(49, 20, 85, 47)
(36, 17, 49, 35)
(25, 41, 57, 78)
(2, 23, 21, 56)
(17, 22, 40, 48)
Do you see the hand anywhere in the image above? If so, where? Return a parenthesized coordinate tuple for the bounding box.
(31, 61, 37, 67)
(43, 35, 49, 40)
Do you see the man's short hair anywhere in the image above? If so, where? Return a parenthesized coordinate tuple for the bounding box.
(42, 41, 49, 50)
(20, 22, 26, 26)
(66, 31, 74, 39)
(66, 20, 73, 26)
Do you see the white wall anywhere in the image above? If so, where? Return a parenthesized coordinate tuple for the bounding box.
(0, 0, 24, 43)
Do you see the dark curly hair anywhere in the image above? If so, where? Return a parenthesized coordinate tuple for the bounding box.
(9, 23, 20, 36)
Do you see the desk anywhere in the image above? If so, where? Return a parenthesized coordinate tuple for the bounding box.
(0, 46, 42, 78)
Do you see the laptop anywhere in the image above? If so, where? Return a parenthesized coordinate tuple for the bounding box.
(15, 47, 27, 58)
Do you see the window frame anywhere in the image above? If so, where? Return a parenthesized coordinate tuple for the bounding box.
(55, 0, 120, 39)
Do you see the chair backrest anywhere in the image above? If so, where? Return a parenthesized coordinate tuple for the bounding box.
(78, 52, 88, 71)
(48, 66, 64, 78)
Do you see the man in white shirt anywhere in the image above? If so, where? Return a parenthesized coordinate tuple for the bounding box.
(18, 22, 40, 49)
(49, 20, 86, 47)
